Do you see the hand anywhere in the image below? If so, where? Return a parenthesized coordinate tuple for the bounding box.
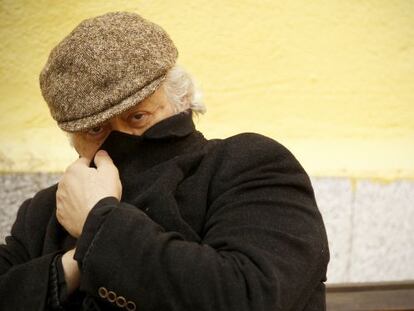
(56, 150, 122, 238)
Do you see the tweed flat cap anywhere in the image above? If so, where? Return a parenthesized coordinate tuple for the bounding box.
(39, 11, 178, 132)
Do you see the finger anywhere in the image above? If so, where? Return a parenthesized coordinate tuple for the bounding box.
(64, 158, 94, 178)
(94, 150, 116, 172)
(74, 156, 92, 167)
(66, 156, 91, 171)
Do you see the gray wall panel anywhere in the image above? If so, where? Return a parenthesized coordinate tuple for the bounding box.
(1, 174, 413, 283)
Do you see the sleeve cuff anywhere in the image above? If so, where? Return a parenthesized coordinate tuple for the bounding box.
(48, 253, 67, 309)
(74, 196, 120, 268)
(56, 255, 68, 303)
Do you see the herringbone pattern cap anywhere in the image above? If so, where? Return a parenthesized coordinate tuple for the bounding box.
(39, 11, 178, 132)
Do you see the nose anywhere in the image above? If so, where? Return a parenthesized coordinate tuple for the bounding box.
(109, 117, 134, 135)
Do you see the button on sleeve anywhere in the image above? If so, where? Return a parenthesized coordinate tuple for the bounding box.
(98, 286, 108, 299)
(126, 300, 137, 311)
(107, 290, 117, 303)
(116, 296, 127, 308)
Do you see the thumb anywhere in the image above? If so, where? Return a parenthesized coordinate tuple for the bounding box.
(94, 150, 116, 172)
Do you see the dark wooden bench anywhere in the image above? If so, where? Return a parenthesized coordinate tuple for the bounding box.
(326, 280, 414, 310)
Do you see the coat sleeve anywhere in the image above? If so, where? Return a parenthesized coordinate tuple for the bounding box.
(0, 197, 63, 311)
(73, 133, 330, 311)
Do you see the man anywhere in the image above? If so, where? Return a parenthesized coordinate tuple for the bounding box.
(0, 12, 329, 311)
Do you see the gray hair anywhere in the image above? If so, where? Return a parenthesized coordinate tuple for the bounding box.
(162, 64, 206, 115)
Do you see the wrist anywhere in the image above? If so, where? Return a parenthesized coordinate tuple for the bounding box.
(61, 248, 81, 295)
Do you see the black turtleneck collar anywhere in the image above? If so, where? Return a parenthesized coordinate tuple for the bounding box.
(91, 110, 207, 187)
(141, 109, 196, 140)
(90, 109, 207, 203)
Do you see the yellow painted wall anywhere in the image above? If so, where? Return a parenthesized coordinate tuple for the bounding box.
(0, 1, 413, 180)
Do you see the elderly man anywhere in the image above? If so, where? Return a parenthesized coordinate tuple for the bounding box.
(0, 12, 329, 311)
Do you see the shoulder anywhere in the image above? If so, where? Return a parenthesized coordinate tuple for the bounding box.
(223, 132, 290, 152)
(16, 183, 58, 234)
(205, 132, 312, 196)
(13, 183, 57, 218)
(214, 132, 305, 172)
(8, 183, 58, 254)
(27, 182, 58, 218)
(30, 183, 58, 205)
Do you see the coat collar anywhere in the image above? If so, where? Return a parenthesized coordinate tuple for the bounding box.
(93, 109, 207, 203)
(93, 109, 206, 172)
(142, 109, 196, 140)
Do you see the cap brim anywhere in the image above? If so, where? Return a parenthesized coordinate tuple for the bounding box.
(58, 74, 167, 132)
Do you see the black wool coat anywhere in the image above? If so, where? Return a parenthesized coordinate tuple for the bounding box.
(0, 111, 329, 311)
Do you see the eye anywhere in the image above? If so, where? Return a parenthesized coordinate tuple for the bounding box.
(132, 113, 145, 121)
(86, 126, 106, 138)
(128, 112, 149, 127)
